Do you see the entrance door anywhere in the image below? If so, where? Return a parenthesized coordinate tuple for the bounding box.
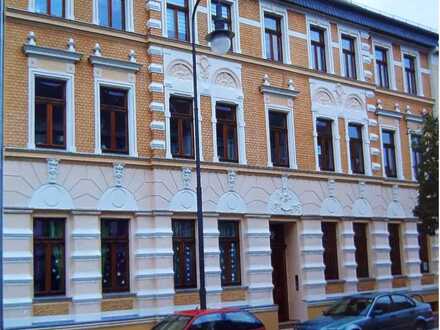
(270, 223, 289, 322)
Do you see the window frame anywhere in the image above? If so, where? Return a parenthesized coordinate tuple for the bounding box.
(93, 0, 133, 31)
(401, 48, 423, 96)
(388, 223, 403, 276)
(381, 128, 398, 178)
(316, 117, 335, 172)
(207, 0, 240, 52)
(215, 102, 238, 163)
(172, 219, 197, 290)
(353, 222, 369, 278)
(263, 13, 283, 62)
(403, 54, 417, 95)
(269, 110, 290, 167)
(338, 27, 363, 81)
(372, 39, 396, 90)
(169, 95, 195, 159)
(322, 221, 339, 281)
(218, 221, 242, 287)
(98, 0, 126, 30)
(341, 34, 357, 80)
(166, 0, 190, 41)
(29, 0, 73, 19)
(375, 46, 390, 89)
(409, 132, 422, 181)
(347, 123, 365, 174)
(417, 223, 430, 274)
(310, 25, 327, 72)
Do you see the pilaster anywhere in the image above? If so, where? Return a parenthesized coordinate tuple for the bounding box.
(431, 230, 439, 285)
(402, 221, 422, 289)
(370, 219, 392, 290)
(339, 220, 358, 293)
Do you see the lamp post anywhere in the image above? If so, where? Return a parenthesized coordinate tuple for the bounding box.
(190, 0, 234, 310)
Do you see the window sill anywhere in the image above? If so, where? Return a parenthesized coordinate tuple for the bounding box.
(222, 285, 247, 291)
(102, 292, 136, 299)
(175, 288, 198, 294)
(33, 296, 72, 303)
(357, 277, 375, 282)
(326, 279, 345, 284)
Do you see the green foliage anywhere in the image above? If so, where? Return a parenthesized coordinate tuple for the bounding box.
(413, 114, 439, 235)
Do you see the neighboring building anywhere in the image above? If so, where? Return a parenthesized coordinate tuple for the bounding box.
(3, 0, 438, 329)
(430, 48, 438, 116)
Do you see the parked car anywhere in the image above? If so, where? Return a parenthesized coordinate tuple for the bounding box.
(152, 308, 266, 330)
(296, 292, 434, 330)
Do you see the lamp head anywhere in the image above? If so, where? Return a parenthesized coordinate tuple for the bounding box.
(206, 14, 234, 55)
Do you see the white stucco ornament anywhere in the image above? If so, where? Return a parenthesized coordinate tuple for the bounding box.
(320, 179, 343, 216)
(268, 175, 302, 215)
(217, 170, 246, 213)
(169, 62, 192, 80)
(387, 184, 406, 218)
(169, 168, 197, 212)
(352, 181, 373, 217)
(198, 55, 210, 81)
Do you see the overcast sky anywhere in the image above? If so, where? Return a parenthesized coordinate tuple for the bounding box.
(354, 0, 439, 31)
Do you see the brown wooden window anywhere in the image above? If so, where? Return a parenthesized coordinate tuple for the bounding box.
(317, 118, 334, 171)
(216, 103, 238, 162)
(170, 96, 194, 159)
(411, 134, 422, 181)
(341, 35, 357, 79)
(101, 219, 130, 293)
(264, 14, 283, 62)
(310, 26, 327, 72)
(353, 223, 369, 278)
(375, 47, 389, 89)
(98, 0, 125, 30)
(348, 124, 364, 174)
(35, 77, 66, 149)
(34, 218, 65, 297)
(269, 111, 289, 167)
(417, 224, 430, 274)
(404, 54, 417, 95)
(388, 223, 402, 276)
(382, 130, 397, 178)
(219, 221, 241, 286)
(167, 0, 189, 41)
(322, 222, 339, 280)
(100, 87, 128, 154)
(35, 0, 65, 17)
(172, 220, 197, 289)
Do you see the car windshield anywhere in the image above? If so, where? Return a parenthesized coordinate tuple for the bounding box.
(152, 315, 192, 330)
(325, 297, 373, 316)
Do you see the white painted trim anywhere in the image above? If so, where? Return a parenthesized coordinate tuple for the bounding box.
(239, 17, 261, 28)
(379, 125, 403, 180)
(372, 38, 396, 90)
(288, 30, 307, 40)
(338, 25, 364, 81)
(306, 16, 334, 74)
(344, 119, 371, 176)
(29, 0, 74, 19)
(28, 66, 76, 152)
(93, 79, 138, 157)
(93, 0, 134, 31)
(401, 47, 424, 97)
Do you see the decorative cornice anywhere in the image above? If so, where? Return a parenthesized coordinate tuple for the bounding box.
(89, 55, 142, 72)
(260, 85, 300, 98)
(404, 113, 424, 123)
(375, 109, 404, 119)
(23, 44, 82, 62)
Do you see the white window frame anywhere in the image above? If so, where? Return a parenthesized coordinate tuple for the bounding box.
(379, 125, 403, 180)
(345, 119, 371, 176)
(28, 68, 76, 152)
(312, 113, 341, 173)
(401, 47, 424, 97)
(260, 1, 291, 64)
(372, 39, 396, 90)
(306, 16, 334, 74)
(162, 0, 198, 43)
(264, 104, 297, 169)
(408, 129, 423, 181)
(93, 0, 134, 32)
(207, 0, 241, 53)
(212, 98, 246, 165)
(338, 25, 364, 81)
(94, 79, 137, 157)
(28, 0, 74, 19)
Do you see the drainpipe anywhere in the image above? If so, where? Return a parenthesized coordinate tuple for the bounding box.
(0, 0, 5, 328)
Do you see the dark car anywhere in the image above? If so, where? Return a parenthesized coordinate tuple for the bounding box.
(296, 292, 434, 330)
(152, 308, 266, 330)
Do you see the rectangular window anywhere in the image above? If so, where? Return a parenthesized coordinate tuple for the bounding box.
(341, 35, 357, 79)
(348, 124, 364, 174)
(322, 222, 339, 280)
(100, 87, 128, 154)
(417, 224, 430, 274)
(264, 14, 283, 62)
(404, 54, 417, 95)
(388, 223, 402, 276)
(353, 223, 369, 278)
(317, 118, 334, 171)
(375, 47, 389, 88)
(219, 221, 241, 286)
(411, 134, 422, 181)
(269, 111, 289, 167)
(34, 218, 65, 297)
(172, 220, 197, 289)
(310, 26, 327, 72)
(211, 0, 232, 31)
(99, 0, 125, 30)
(35, 0, 65, 17)
(101, 219, 130, 293)
(35, 77, 66, 149)
(216, 103, 238, 162)
(170, 96, 194, 159)
(167, 0, 189, 41)
(382, 130, 397, 178)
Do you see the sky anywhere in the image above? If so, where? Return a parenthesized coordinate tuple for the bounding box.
(353, 0, 439, 31)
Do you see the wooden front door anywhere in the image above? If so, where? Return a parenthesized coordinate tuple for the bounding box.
(270, 223, 289, 322)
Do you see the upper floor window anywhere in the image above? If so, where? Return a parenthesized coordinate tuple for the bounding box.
(99, 0, 125, 30)
(411, 134, 422, 181)
(375, 47, 389, 89)
(317, 118, 334, 171)
(417, 224, 430, 274)
(269, 111, 289, 167)
(167, 0, 189, 41)
(35, 77, 66, 149)
(348, 123, 364, 174)
(216, 103, 238, 162)
(341, 35, 357, 79)
(310, 26, 327, 72)
(322, 222, 339, 280)
(382, 130, 397, 178)
(404, 54, 417, 95)
(353, 223, 369, 278)
(219, 221, 241, 286)
(100, 87, 128, 154)
(34, 218, 65, 297)
(101, 219, 130, 293)
(210, 0, 231, 31)
(35, 0, 65, 17)
(172, 220, 197, 289)
(170, 96, 194, 159)
(264, 14, 282, 62)
(388, 223, 402, 276)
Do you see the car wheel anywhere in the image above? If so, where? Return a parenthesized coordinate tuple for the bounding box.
(415, 321, 427, 330)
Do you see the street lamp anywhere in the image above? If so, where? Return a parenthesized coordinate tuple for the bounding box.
(190, 0, 235, 310)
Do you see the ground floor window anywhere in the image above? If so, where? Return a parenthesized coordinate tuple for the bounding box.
(388, 223, 402, 276)
(353, 223, 369, 278)
(219, 221, 241, 286)
(172, 219, 197, 289)
(322, 221, 339, 280)
(417, 224, 430, 274)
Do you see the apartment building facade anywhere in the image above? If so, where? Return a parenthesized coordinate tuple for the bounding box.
(3, 0, 439, 329)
